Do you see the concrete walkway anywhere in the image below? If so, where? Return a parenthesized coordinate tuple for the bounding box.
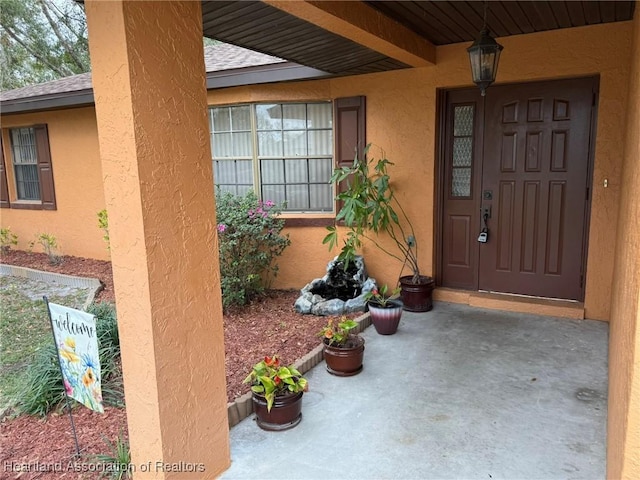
(221, 302, 608, 480)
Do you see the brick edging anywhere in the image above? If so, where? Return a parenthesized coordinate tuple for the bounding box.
(226, 310, 372, 428)
(0, 264, 104, 310)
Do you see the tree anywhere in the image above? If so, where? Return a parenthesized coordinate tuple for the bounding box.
(0, 0, 89, 90)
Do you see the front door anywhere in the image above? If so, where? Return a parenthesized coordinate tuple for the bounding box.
(440, 77, 596, 301)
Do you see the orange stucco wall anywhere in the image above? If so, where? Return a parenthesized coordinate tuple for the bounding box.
(0, 21, 633, 322)
(0, 107, 109, 260)
(607, 6, 640, 479)
(208, 21, 633, 321)
(86, 0, 229, 477)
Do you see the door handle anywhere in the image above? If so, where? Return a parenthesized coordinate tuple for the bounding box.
(478, 207, 490, 243)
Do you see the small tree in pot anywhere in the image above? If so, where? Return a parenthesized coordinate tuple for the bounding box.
(323, 144, 434, 312)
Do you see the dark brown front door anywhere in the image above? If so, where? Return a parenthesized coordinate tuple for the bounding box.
(440, 77, 596, 301)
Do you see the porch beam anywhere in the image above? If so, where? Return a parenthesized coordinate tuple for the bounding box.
(262, 0, 436, 67)
(85, 1, 229, 477)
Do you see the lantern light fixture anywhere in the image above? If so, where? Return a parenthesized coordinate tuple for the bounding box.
(467, 1, 503, 96)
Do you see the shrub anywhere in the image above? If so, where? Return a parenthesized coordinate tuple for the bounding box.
(89, 302, 124, 407)
(0, 227, 18, 252)
(15, 342, 63, 416)
(31, 232, 61, 265)
(215, 190, 290, 308)
(89, 431, 132, 480)
(16, 302, 124, 415)
(97, 209, 110, 250)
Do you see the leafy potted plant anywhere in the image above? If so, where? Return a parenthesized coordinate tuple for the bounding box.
(243, 355, 308, 431)
(323, 143, 434, 312)
(364, 284, 403, 335)
(318, 316, 365, 376)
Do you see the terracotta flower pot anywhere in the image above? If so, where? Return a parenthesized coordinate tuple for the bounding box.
(368, 299, 403, 335)
(399, 275, 435, 312)
(252, 391, 303, 431)
(323, 336, 365, 376)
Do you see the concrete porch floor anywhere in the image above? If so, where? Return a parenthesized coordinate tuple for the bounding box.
(221, 302, 608, 480)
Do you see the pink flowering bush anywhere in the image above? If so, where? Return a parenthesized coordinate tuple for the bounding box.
(215, 190, 290, 308)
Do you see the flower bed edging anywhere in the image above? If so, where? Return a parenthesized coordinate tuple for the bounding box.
(0, 264, 103, 310)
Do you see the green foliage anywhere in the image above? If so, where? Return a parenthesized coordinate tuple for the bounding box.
(31, 232, 61, 265)
(0, 0, 90, 90)
(87, 302, 124, 407)
(215, 190, 290, 308)
(0, 278, 89, 411)
(0, 227, 19, 252)
(15, 342, 62, 416)
(16, 302, 124, 416)
(323, 143, 421, 282)
(89, 431, 132, 480)
(97, 209, 110, 250)
(318, 316, 359, 347)
(243, 355, 307, 412)
(88, 302, 124, 407)
(364, 283, 401, 307)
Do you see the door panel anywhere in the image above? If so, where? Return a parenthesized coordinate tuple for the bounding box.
(440, 77, 595, 301)
(440, 89, 484, 289)
(478, 77, 595, 300)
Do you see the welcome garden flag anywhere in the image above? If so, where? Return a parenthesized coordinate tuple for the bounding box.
(47, 302, 104, 413)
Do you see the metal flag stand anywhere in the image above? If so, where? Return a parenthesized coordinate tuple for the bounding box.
(44, 296, 81, 457)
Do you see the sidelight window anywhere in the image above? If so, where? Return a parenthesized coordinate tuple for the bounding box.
(451, 105, 474, 198)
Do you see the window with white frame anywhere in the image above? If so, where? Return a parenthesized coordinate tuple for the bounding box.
(209, 102, 334, 212)
(10, 127, 40, 200)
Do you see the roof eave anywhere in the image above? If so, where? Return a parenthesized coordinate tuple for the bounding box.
(1, 89, 94, 115)
(206, 61, 330, 89)
(1, 62, 331, 115)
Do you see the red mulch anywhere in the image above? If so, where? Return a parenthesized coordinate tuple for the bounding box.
(1, 407, 128, 480)
(0, 250, 345, 479)
(0, 250, 115, 303)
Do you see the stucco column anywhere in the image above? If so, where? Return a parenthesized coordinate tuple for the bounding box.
(607, 7, 640, 480)
(85, 1, 229, 478)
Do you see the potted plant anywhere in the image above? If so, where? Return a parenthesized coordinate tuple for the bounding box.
(323, 143, 435, 311)
(364, 284, 403, 335)
(243, 355, 308, 431)
(318, 316, 365, 376)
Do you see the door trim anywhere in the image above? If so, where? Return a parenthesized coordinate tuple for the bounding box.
(435, 76, 599, 302)
(579, 76, 599, 297)
(434, 88, 447, 288)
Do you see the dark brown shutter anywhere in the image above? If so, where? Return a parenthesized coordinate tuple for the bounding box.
(334, 96, 366, 221)
(0, 134, 10, 208)
(34, 125, 56, 210)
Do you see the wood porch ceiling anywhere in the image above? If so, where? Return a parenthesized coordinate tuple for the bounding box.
(367, 1, 636, 45)
(201, 1, 636, 75)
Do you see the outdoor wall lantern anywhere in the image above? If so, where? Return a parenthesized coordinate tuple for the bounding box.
(467, 1, 503, 96)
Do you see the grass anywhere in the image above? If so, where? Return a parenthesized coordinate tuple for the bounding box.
(0, 276, 90, 411)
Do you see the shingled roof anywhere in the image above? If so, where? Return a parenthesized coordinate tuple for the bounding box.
(1, 43, 328, 114)
(1, 44, 284, 101)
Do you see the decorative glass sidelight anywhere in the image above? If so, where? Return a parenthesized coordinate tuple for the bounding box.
(451, 105, 474, 197)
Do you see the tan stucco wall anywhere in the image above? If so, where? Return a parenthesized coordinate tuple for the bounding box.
(607, 7, 640, 479)
(0, 107, 109, 260)
(208, 21, 633, 321)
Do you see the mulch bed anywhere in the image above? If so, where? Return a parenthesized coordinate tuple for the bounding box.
(1, 250, 115, 303)
(0, 249, 344, 479)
